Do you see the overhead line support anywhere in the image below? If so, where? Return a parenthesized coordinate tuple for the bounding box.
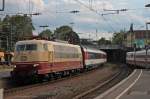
(0, 0, 5, 11)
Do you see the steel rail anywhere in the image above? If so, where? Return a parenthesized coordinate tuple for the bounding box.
(73, 66, 132, 99)
(4, 66, 102, 96)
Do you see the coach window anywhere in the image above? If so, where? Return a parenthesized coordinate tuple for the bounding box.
(131, 54, 133, 57)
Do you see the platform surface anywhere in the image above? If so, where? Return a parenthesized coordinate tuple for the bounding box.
(95, 69, 150, 99)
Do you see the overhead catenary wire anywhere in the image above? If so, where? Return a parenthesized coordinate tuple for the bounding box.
(96, 6, 148, 28)
(106, 12, 130, 32)
(31, 0, 150, 34)
(116, 9, 146, 30)
(73, 0, 117, 33)
(101, 16, 116, 32)
(73, 0, 97, 13)
(31, 0, 149, 32)
(31, 0, 149, 34)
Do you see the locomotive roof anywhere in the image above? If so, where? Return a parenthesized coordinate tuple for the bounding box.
(16, 40, 81, 48)
(16, 39, 46, 44)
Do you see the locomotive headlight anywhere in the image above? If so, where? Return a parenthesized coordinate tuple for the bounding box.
(14, 65, 16, 68)
(33, 64, 39, 67)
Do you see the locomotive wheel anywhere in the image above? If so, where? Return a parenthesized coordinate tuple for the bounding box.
(31, 75, 41, 83)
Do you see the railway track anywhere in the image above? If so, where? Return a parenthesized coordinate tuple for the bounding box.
(4, 64, 131, 99)
(73, 65, 133, 99)
(4, 65, 105, 97)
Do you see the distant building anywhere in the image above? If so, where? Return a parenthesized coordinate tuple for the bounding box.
(125, 30, 150, 48)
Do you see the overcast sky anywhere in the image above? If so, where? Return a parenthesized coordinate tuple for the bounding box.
(0, 0, 150, 40)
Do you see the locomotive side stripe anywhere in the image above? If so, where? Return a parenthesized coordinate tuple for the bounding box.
(15, 61, 83, 74)
(14, 61, 48, 64)
(14, 60, 82, 64)
(38, 61, 83, 74)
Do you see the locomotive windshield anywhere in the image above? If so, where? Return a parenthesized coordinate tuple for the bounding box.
(16, 44, 37, 51)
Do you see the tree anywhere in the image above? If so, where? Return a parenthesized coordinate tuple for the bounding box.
(0, 18, 2, 32)
(98, 37, 111, 45)
(54, 25, 72, 40)
(54, 25, 80, 44)
(2, 15, 34, 40)
(39, 29, 53, 39)
(2, 15, 10, 33)
(112, 30, 125, 45)
(1, 15, 34, 51)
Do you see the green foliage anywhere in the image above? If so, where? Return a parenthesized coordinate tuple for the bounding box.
(54, 26, 72, 40)
(0, 15, 34, 51)
(98, 37, 111, 45)
(54, 25, 80, 44)
(112, 30, 125, 45)
(2, 15, 34, 40)
(0, 19, 2, 31)
(39, 29, 52, 39)
(0, 48, 4, 52)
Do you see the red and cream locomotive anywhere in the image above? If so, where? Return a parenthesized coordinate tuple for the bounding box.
(11, 40, 107, 82)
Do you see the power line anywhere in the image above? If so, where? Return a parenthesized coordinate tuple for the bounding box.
(0, 12, 41, 16)
(73, 0, 97, 13)
(73, 0, 116, 32)
(73, 0, 148, 32)
(101, 16, 116, 32)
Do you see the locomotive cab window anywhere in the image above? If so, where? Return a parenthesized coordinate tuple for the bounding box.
(16, 44, 37, 51)
(26, 44, 37, 51)
(16, 45, 25, 51)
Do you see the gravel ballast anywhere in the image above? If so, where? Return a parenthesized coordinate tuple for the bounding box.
(5, 63, 120, 99)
